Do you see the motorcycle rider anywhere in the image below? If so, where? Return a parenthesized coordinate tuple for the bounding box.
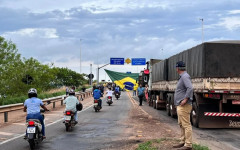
(93, 86, 102, 108)
(115, 85, 120, 96)
(63, 89, 79, 124)
(24, 88, 49, 139)
(106, 88, 113, 100)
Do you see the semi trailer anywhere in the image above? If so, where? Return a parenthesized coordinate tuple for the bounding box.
(147, 41, 240, 128)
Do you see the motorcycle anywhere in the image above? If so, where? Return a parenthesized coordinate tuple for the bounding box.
(25, 109, 46, 150)
(106, 96, 113, 106)
(93, 99, 102, 112)
(115, 92, 120, 100)
(64, 110, 77, 131)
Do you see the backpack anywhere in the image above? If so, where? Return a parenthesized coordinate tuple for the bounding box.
(76, 103, 83, 111)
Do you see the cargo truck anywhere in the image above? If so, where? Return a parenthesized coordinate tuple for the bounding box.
(148, 41, 240, 128)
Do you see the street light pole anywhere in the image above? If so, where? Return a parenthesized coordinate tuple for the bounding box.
(80, 39, 82, 74)
(96, 63, 110, 85)
(199, 18, 204, 43)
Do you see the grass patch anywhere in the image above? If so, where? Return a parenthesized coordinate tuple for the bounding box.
(136, 138, 209, 150)
(137, 141, 157, 150)
(193, 144, 210, 150)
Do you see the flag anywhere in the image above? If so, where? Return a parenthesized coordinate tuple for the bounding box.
(105, 69, 139, 91)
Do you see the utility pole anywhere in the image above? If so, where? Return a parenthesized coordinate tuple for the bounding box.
(199, 18, 204, 43)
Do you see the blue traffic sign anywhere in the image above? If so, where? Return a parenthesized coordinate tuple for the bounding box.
(110, 58, 124, 65)
(131, 58, 146, 65)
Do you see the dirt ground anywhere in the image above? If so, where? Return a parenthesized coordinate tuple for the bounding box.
(108, 93, 180, 150)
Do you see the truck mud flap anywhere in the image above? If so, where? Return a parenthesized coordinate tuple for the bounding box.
(198, 104, 240, 128)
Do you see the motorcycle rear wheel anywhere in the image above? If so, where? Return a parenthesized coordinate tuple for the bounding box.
(65, 124, 70, 131)
(29, 139, 35, 150)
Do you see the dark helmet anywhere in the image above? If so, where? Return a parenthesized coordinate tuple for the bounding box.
(69, 89, 75, 96)
(28, 88, 37, 98)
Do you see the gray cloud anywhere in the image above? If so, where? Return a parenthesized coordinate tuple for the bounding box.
(1, 0, 240, 79)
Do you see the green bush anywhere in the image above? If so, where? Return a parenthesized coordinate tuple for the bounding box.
(0, 91, 66, 105)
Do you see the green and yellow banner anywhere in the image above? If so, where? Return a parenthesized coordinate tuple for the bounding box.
(105, 69, 139, 91)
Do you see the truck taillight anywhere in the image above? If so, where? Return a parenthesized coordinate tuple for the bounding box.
(28, 121, 35, 126)
(203, 93, 221, 99)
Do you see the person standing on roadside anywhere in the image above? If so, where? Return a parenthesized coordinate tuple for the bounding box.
(133, 84, 137, 96)
(137, 84, 145, 106)
(173, 61, 193, 150)
(66, 87, 69, 96)
(145, 84, 149, 102)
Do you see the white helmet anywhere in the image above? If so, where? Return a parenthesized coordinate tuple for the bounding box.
(28, 88, 37, 94)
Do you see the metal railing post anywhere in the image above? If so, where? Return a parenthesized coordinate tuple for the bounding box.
(4, 112, 8, 122)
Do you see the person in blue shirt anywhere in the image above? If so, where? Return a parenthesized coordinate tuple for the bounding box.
(115, 85, 121, 97)
(93, 86, 102, 107)
(24, 88, 49, 138)
(137, 84, 145, 106)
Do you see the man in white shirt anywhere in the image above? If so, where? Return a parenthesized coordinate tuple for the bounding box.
(106, 88, 113, 99)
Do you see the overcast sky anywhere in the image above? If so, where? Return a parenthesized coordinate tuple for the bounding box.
(1, 0, 240, 81)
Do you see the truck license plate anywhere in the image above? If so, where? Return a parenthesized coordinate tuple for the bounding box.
(27, 127, 35, 133)
(65, 116, 71, 121)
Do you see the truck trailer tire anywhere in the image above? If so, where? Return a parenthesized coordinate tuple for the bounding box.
(166, 97, 171, 116)
(191, 102, 199, 128)
(169, 96, 177, 118)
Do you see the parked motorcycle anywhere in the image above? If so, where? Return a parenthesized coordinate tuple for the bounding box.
(64, 110, 77, 131)
(93, 99, 102, 112)
(25, 109, 47, 150)
(106, 96, 113, 106)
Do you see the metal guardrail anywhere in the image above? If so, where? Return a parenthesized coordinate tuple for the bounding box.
(0, 89, 92, 123)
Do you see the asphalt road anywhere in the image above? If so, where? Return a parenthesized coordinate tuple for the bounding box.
(0, 92, 132, 150)
(132, 97, 240, 150)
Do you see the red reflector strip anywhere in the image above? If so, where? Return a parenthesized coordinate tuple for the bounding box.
(204, 112, 240, 117)
(224, 91, 229, 93)
(234, 91, 240, 94)
(210, 91, 215, 93)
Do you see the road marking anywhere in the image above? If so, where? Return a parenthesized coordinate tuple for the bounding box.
(0, 104, 94, 145)
(0, 132, 13, 136)
(12, 123, 25, 126)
